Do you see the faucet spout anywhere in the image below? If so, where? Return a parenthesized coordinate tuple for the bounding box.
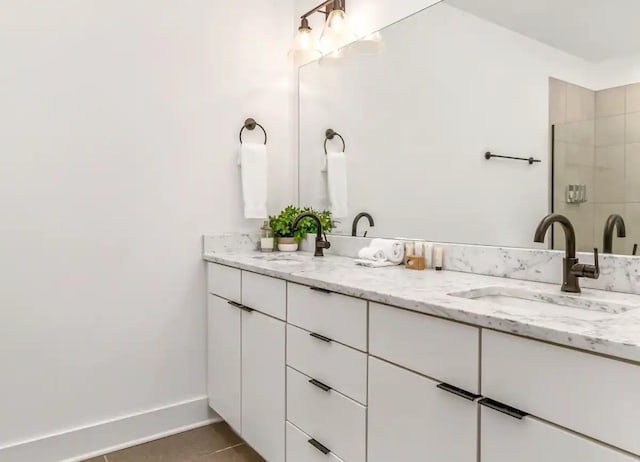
(292, 212, 331, 257)
(533, 213, 599, 293)
(352, 212, 375, 237)
(533, 213, 576, 259)
(603, 214, 626, 254)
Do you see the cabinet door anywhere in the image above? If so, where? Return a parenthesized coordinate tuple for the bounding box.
(481, 406, 639, 462)
(207, 294, 241, 433)
(242, 310, 286, 462)
(368, 357, 478, 462)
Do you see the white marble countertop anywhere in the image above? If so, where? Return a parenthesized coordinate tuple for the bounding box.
(203, 251, 640, 364)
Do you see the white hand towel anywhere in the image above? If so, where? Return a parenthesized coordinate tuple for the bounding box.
(240, 143, 268, 219)
(327, 151, 348, 219)
(358, 247, 386, 261)
(369, 238, 405, 264)
(355, 259, 398, 268)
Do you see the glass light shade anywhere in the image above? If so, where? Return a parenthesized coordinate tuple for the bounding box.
(319, 9, 357, 53)
(351, 31, 384, 55)
(288, 25, 322, 66)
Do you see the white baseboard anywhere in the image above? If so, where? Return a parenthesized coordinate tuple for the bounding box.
(0, 396, 221, 462)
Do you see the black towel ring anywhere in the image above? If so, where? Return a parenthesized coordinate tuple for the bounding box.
(324, 129, 346, 154)
(239, 118, 267, 145)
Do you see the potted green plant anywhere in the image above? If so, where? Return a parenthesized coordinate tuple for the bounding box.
(269, 205, 334, 252)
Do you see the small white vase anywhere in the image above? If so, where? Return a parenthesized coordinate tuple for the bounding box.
(277, 237, 298, 252)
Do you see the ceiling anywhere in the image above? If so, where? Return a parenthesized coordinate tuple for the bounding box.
(445, 0, 640, 62)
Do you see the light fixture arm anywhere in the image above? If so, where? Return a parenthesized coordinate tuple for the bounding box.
(300, 0, 345, 20)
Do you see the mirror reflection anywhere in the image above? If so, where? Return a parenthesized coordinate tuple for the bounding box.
(298, 0, 640, 256)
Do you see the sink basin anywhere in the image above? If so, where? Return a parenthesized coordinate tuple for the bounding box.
(450, 286, 640, 320)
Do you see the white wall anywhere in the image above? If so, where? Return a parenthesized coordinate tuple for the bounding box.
(0, 0, 294, 459)
(298, 2, 593, 247)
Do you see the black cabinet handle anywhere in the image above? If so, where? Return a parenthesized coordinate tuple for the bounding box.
(478, 398, 528, 420)
(310, 332, 332, 343)
(227, 301, 243, 309)
(309, 378, 332, 392)
(436, 383, 481, 401)
(308, 438, 331, 455)
(310, 286, 332, 294)
(240, 305, 254, 313)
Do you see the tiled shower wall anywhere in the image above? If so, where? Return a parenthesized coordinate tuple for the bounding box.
(551, 78, 640, 255)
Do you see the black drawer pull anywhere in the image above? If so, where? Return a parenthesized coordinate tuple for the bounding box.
(437, 383, 481, 401)
(310, 332, 332, 343)
(310, 286, 332, 294)
(308, 438, 331, 455)
(309, 378, 332, 392)
(240, 305, 254, 313)
(478, 398, 528, 420)
(227, 301, 243, 309)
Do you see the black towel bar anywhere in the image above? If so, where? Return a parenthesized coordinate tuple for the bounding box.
(484, 151, 540, 165)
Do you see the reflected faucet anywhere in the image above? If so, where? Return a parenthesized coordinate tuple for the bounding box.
(292, 212, 331, 257)
(352, 212, 375, 237)
(603, 214, 626, 254)
(533, 213, 599, 293)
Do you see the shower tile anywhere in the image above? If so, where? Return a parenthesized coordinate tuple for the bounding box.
(626, 83, 640, 113)
(625, 143, 640, 202)
(596, 87, 625, 118)
(595, 145, 625, 203)
(549, 78, 567, 125)
(626, 112, 640, 144)
(555, 120, 594, 146)
(595, 115, 625, 147)
(566, 83, 595, 122)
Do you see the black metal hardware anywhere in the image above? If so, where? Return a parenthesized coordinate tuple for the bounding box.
(571, 248, 600, 280)
(239, 118, 267, 145)
(310, 332, 333, 343)
(227, 301, 243, 309)
(240, 305, 254, 313)
(309, 378, 332, 392)
(310, 286, 332, 294)
(436, 383, 481, 401)
(478, 398, 528, 420)
(308, 438, 331, 455)
(484, 151, 541, 165)
(634, 244, 638, 256)
(324, 128, 346, 154)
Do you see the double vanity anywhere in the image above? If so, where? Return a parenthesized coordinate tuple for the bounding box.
(203, 245, 640, 462)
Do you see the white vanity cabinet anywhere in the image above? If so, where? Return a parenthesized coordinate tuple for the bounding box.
(207, 264, 285, 462)
(481, 407, 638, 462)
(367, 303, 480, 462)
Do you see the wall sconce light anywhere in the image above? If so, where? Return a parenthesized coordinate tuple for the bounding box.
(289, 0, 357, 66)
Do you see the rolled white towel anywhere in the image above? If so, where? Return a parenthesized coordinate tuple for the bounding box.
(358, 247, 386, 261)
(355, 259, 397, 268)
(369, 238, 405, 264)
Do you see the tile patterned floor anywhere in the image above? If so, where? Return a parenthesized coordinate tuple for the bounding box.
(83, 423, 264, 462)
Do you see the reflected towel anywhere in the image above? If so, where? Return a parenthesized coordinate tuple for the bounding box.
(327, 151, 348, 219)
(240, 143, 268, 219)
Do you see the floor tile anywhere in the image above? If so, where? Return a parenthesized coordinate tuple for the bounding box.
(107, 423, 243, 462)
(191, 444, 265, 462)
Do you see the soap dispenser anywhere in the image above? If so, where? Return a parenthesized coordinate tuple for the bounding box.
(260, 221, 274, 252)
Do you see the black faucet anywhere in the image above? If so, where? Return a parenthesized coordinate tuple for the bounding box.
(533, 213, 599, 293)
(292, 212, 331, 257)
(603, 214, 626, 254)
(352, 212, 375, 237)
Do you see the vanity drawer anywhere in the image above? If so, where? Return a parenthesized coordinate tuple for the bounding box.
(287, 367, 366, 462)
(483, 330, 640, 455)
(207, 263, 241, 303)
(241, 271, 286, 320)
(369, 303, 480, 394)
(287, 282, 367, 351)
(286, 422, 345, 462)
(287, 324, 367, 404)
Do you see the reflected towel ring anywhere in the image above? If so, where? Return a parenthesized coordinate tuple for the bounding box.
(324, 129, 346, 154)
(239, 118, 267, 145)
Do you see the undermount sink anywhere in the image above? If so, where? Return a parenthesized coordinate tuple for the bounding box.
(450, 286, 640, 320)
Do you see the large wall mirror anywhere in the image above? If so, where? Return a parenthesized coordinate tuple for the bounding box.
(298, 0, 640, 256)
